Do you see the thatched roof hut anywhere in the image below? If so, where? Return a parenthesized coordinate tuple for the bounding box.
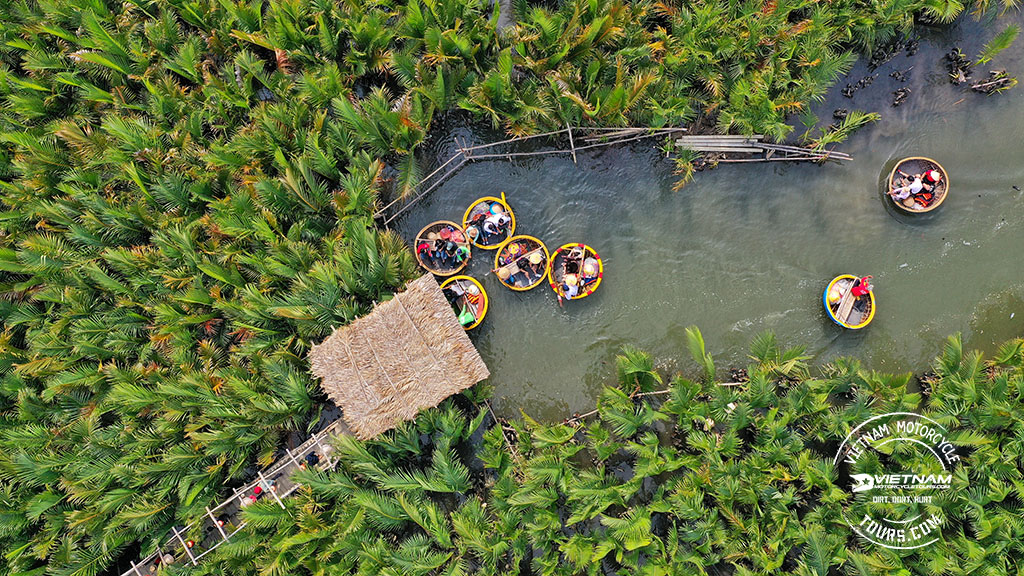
(309, 274, 490, 439)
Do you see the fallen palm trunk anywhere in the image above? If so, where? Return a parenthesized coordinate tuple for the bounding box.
(971, 70, 1018, 94)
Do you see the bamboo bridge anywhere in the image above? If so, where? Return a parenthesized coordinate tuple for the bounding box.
(117, 274, 489, 576)
(117, 418, 348, 576)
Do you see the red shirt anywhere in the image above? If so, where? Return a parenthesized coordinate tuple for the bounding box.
(851, 278, 872, 297)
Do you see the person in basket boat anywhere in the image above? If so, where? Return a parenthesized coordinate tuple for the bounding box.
(891, 169, 941, 207)
(850, 275, 874, 312)
(562, 274, 581, 299)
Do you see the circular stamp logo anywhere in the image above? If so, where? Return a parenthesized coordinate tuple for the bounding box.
(833, 412, 963, 550)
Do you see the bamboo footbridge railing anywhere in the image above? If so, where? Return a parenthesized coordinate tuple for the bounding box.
(117, 417, 350, 576)
(374, 127, 852, 227)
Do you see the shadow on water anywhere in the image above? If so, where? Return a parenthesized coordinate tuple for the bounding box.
(395, 14, 1024, 420)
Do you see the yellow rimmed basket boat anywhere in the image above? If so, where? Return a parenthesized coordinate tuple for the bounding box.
(888, 157, 949, 213)
(414, 221, 472, 277)
(548, 243, 603, 302)
(440, 275, 488, 330)
(493, 235, 549, 292)
(824, 274, 876, 329)
(463, 192, 515, 250)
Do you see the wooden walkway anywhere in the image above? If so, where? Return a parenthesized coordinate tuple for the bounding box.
(118, 418, 349, 576)
(674, 135, 853, 162)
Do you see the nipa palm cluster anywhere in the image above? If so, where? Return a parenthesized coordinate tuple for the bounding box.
(189, 330, 1024, 575)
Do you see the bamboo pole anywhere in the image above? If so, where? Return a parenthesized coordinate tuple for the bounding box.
(581, 127, 642, 141)
(313, 434, 335, 468)
(761, 143, 851, 159)
(562, 383, 746, 425)
(676, 146, 765, 153)
(258, 471, 286, 509)
(463, 129, 682, 162)
(227, 520, 248, 538)
(971, 76, 1013, 90)
(129, 553, 157, 576)
(459, 126, 683, 151)
(715, 156, 840, 163)
(171, 527, 197, 565)
(285, 447, 302, 468)
(566, 122, 577, 164)
(581, 126, 686, 131)
(674, 137, 760, 142)
(762, 148, 850, 160)
(455, 127, 570, 153)
(582, 128, 687, 143)
(373, 151, 464, 218)
(206, 507, 228, 541)
(383, 156, 469, 225)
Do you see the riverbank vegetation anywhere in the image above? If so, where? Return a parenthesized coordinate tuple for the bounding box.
(197, 331, 1024, 575)
(0, 0, 1019, 574)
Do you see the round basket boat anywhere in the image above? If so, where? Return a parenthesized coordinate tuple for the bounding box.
(823, 274, 876, 329)
(414, 221, 471, 277)
(548, 243, 603, 301)
(463, 193, 515, 250)
(440, 275, 488, 330)
(493, 235, 550, 292)
(887, 157, 949, 213)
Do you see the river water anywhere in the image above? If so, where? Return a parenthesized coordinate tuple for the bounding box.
(397, 15, 1024, 419)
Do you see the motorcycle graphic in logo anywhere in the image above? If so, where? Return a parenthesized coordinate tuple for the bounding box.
(850, 474, 875, 493)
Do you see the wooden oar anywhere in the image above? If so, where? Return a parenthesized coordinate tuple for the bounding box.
(555, 251, 567, 306)
(493, 247, 543, 276)
(834, 281, 859, 325)
(455, 279, 482, 321)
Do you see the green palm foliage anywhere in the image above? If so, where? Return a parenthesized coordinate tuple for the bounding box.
(184, 332, 1024, 575)
(0, 1, 423, 573)
(976, 24, 1020, 65)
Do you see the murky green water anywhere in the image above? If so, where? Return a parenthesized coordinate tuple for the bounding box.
(397, 16, 1024, 419)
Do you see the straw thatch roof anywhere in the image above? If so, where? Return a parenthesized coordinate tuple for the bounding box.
(309, 274, 490, 439)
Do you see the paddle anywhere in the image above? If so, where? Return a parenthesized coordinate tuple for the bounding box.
(889, 169, 922, 203)
(456, 279, 481, 322)
(833, 279, 864, 325)
(555, 248, 567, 306)
(447, 279, 477, 326)
(491, 246, 543, 285)
(890, 169, 912, 194)
(554, 247, 572, 307)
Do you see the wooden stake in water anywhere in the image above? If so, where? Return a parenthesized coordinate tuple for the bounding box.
(566, 122, 577, 164)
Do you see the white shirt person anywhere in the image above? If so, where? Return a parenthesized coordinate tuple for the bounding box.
(891, 177, 923, 200)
